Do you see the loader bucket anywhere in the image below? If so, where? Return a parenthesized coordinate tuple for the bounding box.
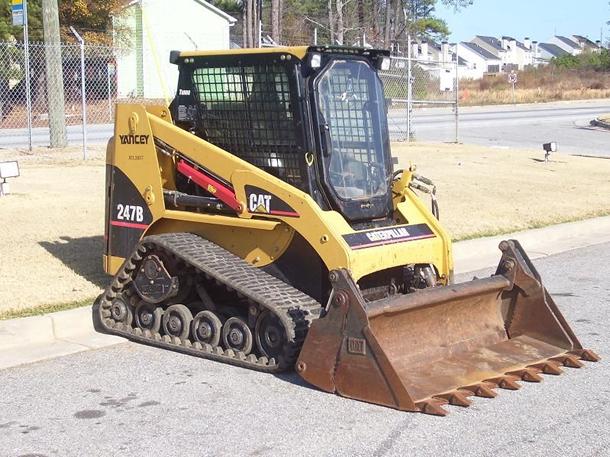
(296, 240, 599, 415)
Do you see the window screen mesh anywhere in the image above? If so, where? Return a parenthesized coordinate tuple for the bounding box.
(191, 64, 304, 189)
(317, 60, 388, 200)
(319, 65, 375, 164)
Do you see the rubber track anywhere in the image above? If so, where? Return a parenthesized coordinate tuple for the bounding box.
(94, 232, 322, 373)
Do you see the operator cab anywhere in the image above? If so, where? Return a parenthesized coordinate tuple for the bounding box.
(169, 46, 393, 226)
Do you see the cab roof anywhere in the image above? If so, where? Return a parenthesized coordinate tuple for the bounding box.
(170, 46, 390, 64)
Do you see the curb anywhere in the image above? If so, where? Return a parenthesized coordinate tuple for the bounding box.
(590, 117, 610, 129)
(3, 215, 610, 370)
(453, 215, 610, 275)
(0, 305, 124, 370)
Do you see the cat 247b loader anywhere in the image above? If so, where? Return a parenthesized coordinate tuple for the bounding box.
(94, 46, 598, 415)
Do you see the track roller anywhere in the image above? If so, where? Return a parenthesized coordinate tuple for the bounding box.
(162, 304, 193, 339)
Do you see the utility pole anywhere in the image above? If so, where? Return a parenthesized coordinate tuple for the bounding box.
(41, 0, 67, 148)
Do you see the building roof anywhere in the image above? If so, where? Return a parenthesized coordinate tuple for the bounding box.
(121, 0, 237, 23)
(460, 41, 499, 60)
(502, 36, 529, 51)
(554, 36, 580, 50)
(475, 35, 504, 52)
(538, 43, 569, 57)
(573, 35, 601, 49)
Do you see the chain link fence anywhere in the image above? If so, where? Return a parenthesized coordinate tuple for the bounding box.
(0, 42, 119, 138)
(0, 40, 460, 151)
(380, 54, 459, 143)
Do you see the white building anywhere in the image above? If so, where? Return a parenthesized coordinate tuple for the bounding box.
(113, 0, 236, 99)
(471, 35, 533, 71)
(535, 43, 569, 63)
(550, 36, 582, 55)
(572, 35, 604, 52)
(457, 42, 502, 79)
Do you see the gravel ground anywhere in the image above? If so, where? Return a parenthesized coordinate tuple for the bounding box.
(0, 242, 608, 457)
(1, 143, 610, 313)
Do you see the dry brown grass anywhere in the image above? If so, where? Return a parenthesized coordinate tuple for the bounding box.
(393, 143, 610, 239)
(1, 142, 610, 315)
(0, 145, 107, 313)
(459, 68, 610, 105)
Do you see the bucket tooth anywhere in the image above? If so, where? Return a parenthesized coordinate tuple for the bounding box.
(485, 375, 522, 390)
(530, 361, 563, 375)
(570, 349, 601, 362)
(416, 398, 449, 416)
(436, 390, 473, 407)
(462, 382, 497, 398)
(508, 368, 543, 382)
(550, 354, 584, 368)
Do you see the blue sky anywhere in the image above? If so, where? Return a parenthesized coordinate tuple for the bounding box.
(435, 0, 610, 44)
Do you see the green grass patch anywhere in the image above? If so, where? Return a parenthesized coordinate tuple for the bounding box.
(0, 296, 96, 320)
(452, 210, 610, 242)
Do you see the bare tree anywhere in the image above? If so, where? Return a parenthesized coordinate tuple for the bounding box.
(246, 0, 253, 47)
(335, 0, 344, 44)
(328, 0, 335, 44)
(384, 0, 393, 46)
(271, 0, 282, 43)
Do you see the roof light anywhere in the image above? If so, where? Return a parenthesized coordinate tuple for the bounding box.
(310, 53, 322, 69)
(378, 56, 391, 71)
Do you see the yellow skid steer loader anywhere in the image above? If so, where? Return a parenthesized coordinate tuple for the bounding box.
(94, 46, 598, 415)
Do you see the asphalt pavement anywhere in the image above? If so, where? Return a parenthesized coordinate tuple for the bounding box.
(2, 99, 609, 157)
(0, 123, 113, 149)
(389, 99, 610, 156)
(1, 242, 608, 457)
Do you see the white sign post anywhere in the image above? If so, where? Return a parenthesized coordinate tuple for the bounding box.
(508, 70, 518, 105)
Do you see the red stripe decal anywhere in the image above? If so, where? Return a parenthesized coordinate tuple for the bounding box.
(269, 209, 300, 217)
(176, 160, 241, 212)
(111, 220, 149, 230)
(350, 233, 435, 250)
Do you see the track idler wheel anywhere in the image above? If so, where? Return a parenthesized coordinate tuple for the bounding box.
(255, 311, 286, 360)
(222, 317, 253, 354)
(191, 310, 222, 346)
(135, 302, 163, 332)
(110, 298, 133, 326)
(162, 304, 193, 339)
(133, 254, 179, 304)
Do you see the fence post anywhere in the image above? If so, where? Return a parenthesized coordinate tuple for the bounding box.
(23, 0, 33, 151)
(407, 34, 413, 142)
(70, 27, 87, 160)
(454, 45, 459, 144)
(107, 62, 113, 122)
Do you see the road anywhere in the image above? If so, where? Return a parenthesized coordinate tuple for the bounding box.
(1, 242, 608, 457)
(400, 99, 610, 156)
(1, 99, 608, 157)
(0, 123, 113, 149)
